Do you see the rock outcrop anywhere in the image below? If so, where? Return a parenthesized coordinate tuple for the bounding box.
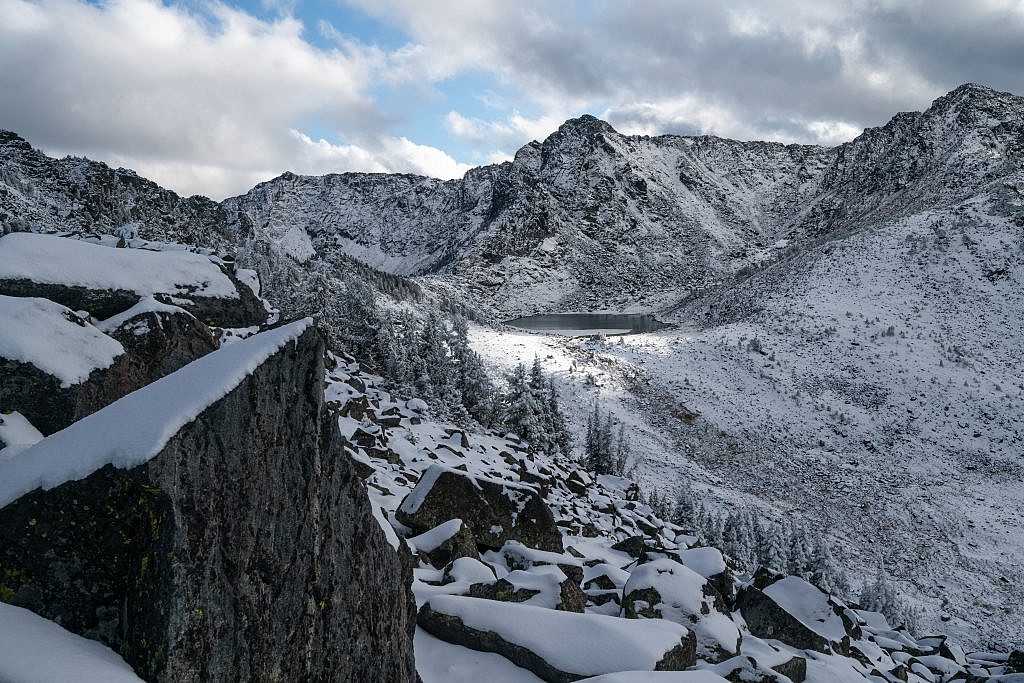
(0, 325, 417, 681)
(736, 577, 851, 655)
(396, 465, 564, 552)
(0, 303, 218, 435)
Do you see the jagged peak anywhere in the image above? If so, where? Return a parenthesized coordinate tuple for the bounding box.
(550, 114, 619, 140)
(926, 82, 1021, 115)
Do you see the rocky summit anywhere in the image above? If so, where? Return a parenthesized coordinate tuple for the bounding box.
(0, 82, 1023, 682)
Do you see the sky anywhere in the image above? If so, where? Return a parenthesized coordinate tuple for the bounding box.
(1, 0, 1023, 200)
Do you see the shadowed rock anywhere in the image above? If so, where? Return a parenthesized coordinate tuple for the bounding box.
(0, 326, 417, 681)
(0, 308, 218, 435)
(396, 466, 563, 553)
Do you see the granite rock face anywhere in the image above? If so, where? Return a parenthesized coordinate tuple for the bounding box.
(0, 326, 417, 682)
(0, 308, 219, 435)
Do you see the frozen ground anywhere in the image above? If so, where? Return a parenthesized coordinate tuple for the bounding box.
(469, 199, 1024, 648)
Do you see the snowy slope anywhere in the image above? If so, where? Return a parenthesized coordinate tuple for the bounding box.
(467, 191, 1024, 646)
(324, 352, 1020, 681)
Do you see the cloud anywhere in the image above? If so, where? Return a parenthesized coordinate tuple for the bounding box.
(445, 110, 566, 152)
(1, 0, 1022, 199)
(0, 0, 472, 198)
(351, 0, 1024, 145)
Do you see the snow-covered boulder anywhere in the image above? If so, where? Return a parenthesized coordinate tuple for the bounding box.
(0, 295, 128, 433)
(575, 672, 728, 682)
(397, 465, 563, 552)
(622, 559, 741, 662)
(98, 298, 218, 381)
(678, 547, 734, 606)
(0, 233, 265, 326)
(0, 294, 217, 435)
(0, 411, 43, 457)
(701, 653, 806, 683)
(442, 557, 498, 586)
(418, 594, 697, 681)
(469, 564, 587, 612)
(408, 518, 479, 567)
(736, 576, 851, 654)
(0, 321, 418, 681)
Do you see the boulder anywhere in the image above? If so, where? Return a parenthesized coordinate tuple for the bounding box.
(736, 577, 850, 654)
(679, 547, 734, 607)
(442, 557, 497, 586)
(408, 518, 479, 567)
(418, 594, 697, 682)
(1009, 648, 1024, 672)
(469, 565, 586, 612)
(0, 324, 417, 681)
(0, 296, 218, 435)
(612, 534, 652, 560)
(396, 466, 563, 552)
(622, 558, 741, 663)
(771, 654, 808, 682)
(711, 655, 806, 683)
(103, 306, 218, 379)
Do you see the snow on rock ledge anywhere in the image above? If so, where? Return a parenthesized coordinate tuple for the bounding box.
(0, 233, 265, 326)
(418, 594, 697, 682)
(0, 319, 418, 681)
(0, 294, 124, 387)
(0, 319, 311, 507)
(0, 232, 237, 298)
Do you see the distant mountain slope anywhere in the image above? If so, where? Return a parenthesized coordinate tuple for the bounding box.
(4, 84, 1020, 319)
(219, 83, 1023, 317)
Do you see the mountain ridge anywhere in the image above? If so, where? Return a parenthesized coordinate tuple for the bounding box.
(1, 82, 1023, 647)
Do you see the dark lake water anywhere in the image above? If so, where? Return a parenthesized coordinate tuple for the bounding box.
(505, 313, 669, 336)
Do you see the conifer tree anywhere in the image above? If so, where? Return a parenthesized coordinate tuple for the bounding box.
(671, 482, 700, 530)
(502, 363, 543, 446)
(809, 537, 850, 596)
(758, 520, 789, 572)
(787, 525, 813, 577)
(859, 562, 918, 632)
(547, 377, 573, 456)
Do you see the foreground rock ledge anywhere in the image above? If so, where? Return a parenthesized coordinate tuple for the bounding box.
(0, 325, 417, 682)
(417, 594, 696, 682)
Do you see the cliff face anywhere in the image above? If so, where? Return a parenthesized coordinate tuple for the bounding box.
(0, 325, 418, 682)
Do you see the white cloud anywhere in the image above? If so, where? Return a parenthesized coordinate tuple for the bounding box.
(349, 0, 1024, 147)
(0, 0, 473, 197)
(445, 109, 567, 158)
(2, 0, 1022, 199)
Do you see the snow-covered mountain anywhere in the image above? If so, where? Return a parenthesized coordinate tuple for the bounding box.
(1, 82, 1023, 654)
(6, 85, 1018, 319)
(214, 83, 1022, 317)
